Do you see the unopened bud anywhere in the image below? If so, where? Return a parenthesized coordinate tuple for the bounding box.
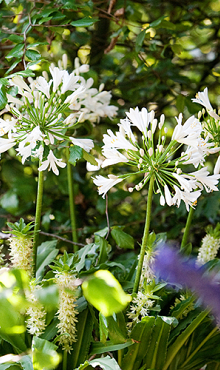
(148, 147, 153, 156)
(140, 148, 144, 157)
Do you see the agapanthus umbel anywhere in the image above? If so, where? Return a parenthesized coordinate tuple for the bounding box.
(26, 282, 46, 336)
(0, 55, 117, 175)
(56, 271, 78, 352)
(93, 107, 220, 210)
(9, 235, 33, 278)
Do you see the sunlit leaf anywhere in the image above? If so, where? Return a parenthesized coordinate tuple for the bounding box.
(82, 270, 131, 316)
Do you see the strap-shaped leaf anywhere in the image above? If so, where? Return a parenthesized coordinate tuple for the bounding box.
(143, 316, 171, 369)
(121, 316, 155, 370)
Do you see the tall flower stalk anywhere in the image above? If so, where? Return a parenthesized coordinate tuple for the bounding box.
(93, 107, 220, 293)
(1, 55, 117, 272)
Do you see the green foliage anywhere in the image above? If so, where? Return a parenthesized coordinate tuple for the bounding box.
(82, 270, 131, 316)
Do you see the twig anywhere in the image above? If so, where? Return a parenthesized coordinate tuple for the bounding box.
(39, 231, 85, 247)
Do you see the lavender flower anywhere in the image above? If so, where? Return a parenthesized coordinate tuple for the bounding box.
(154, 246, 220, 322)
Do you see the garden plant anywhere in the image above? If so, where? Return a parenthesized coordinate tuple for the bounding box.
(0, 1, 220, 370)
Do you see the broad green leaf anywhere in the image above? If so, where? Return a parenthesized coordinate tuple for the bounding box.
(38, 17, 53, 25)
(144, 316, 171, 369)
(25, 49, 41, 61)
(135, 29, 146, 52)
(18, 355, 33, 370)
(69, 145, 83, 165)
(71, 17, 98, 27)
(105, 315, 127, 343)
(82, 150, 98, 166)
(171, 43, 183, 55)
(111, 227, 134, 249)
(82, 270, 131, 316)
(70, 308, 94, 368)
(122, 316, 155, 370)
(32, 336, 60, 370)
(27, 42, 48, 48)
(95, 235, 109, 264)
(150, 15, 166, 28)
(0, 84, 7, 109)
(8, 35, 24, 43)
(162, 310, 209, 370)
(6, 44, 24, 61)
(36, 240, 58, 280)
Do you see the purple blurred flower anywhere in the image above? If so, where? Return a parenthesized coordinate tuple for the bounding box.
(154, 246, 220, 322)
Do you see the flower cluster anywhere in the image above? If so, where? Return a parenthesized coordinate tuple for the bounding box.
(127, 290, 155, 329)
(197, 224, 220, 266)
(9, 235, 33, 278)
(93, 107, 220, 210)
(26, 282, 47, 336)
(55, 271, 78, 352)
(0, 55, 117, 175)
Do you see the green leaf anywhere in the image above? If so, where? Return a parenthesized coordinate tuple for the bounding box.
(144, 316, 171, 369)
(82, 150, 98, 166)
(95, 235, 109, 264)
(5, 60, 22, 75)
(0, 84, 7, 109)
(27, 42, 48, 48)
(91, 340, 133, 355)
(171, 43, 183, 55)
(71, 17, 98, 27)
(111, 227, 134, 249)
(0, 190, 19, 215)
(77, 356, 121, 370)
(38, 17, 53, 25)
(18, 355, 33, 370)
(0, 365, 21, 370)
(25, 49, 41, 61)
(82, 270, 131, 316)
(6, 44, 24, 61)
(8, 35, 24, 43)
(122, 317, 155, 370)
(36, 240, 58, 280)
(70, 308, 94, 368)
(32, 337, 60, 370)
(135, 29, 146, 52)
(149, 15, 166, 28)
(34, 284, 59, 310)
(69, 145, 83, 165)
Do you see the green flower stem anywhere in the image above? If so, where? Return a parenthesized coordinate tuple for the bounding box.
(63, 350, 67, 370)
(133, 174, 154, 294)
(33, 169, 44, 277)
(66, 147, 78, 249)
(181, 206, 195, 250)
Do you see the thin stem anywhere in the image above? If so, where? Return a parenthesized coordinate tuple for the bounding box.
(181, 206, 195, 250)
(66, 147, 78, 249)
(63, 350, 68, 370)
(133, 175, 154, 294)
(33, 169, 44, 277)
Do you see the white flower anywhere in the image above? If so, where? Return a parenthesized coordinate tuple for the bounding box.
(172, 114, 202, 147)
(197, 234, 220, 266)
(6, 93, 23, 106)
(173, 172, 196, 192)
(93, 174, 123, 198)
(189, 167, 220, 192)
(103, 129, 137, 151)
(86, 158, 102, 171)
(16, 126, 44, 163)
(0, 137, 16, 153)
(56, 272, 78, 352)
(164, 185, 173, 206)
(126, 107, 153, 136)
(61, 71, 79, 94)
(172, 185, 201, 211)
(49, 66, 65, 92)
(35, 76, 51, 98)
(118, 118, 136, 143)
(26, 284, 46, 336)
(101, 147, 129, 167)
(11, 76, 32, 93)
(9, 235, 33, 277)
(192, 87, 220, 120)
(39, 150, 66, 175)
(70, 138, 94, 152)
(214, 155, 220, 175)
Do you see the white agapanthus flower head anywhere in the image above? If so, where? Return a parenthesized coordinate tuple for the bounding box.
(93, 107, 220, 211)
(1, 55, 118, 175)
